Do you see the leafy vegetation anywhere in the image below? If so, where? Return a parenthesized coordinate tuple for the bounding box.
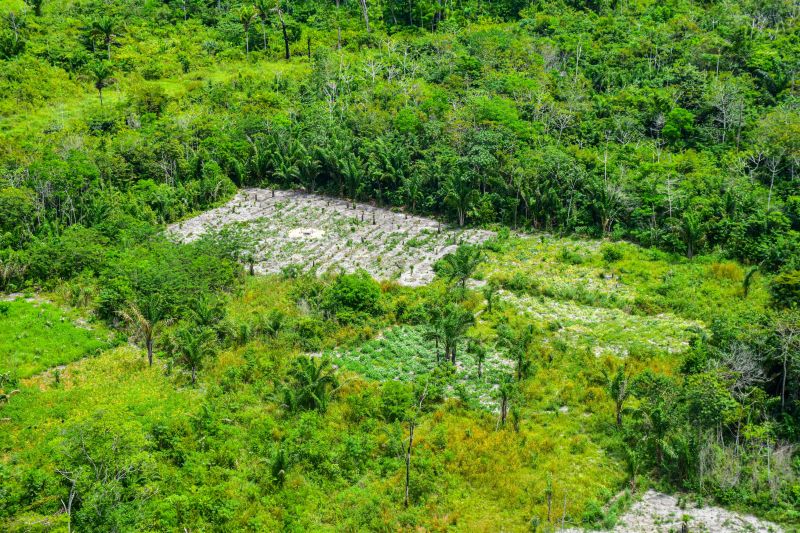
(1, 0, 799, 529)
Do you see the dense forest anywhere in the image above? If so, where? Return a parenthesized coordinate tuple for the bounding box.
(1, 0, 799, 529)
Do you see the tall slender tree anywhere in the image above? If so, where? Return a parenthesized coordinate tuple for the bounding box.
(254, 0, 271, 51)
(358, 0, 370, 32)
(89, 16, 116, 60)
(240, 5, 257, 59)
(88, 61, 114, 106)
(118, 294, 169, 367)
(273, 1, 291, 60)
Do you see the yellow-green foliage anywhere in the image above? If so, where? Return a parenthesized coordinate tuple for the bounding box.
(0, 238, 783, 530)
(0, 274, 634, 531)
(1, 347, 200, 532)
(483, 235, 770, 321)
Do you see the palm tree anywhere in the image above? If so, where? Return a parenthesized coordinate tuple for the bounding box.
(443, 173, 477, 227)
(88, 61, 114, 106)
(589, 175, 629, 236)
(297, 152, 320, 192)
(604, 365, 631, 428)
(240, 5, 257, 59)
(497, 323, 534, 380)
(285, 356, 338, 412)
(174, 326, 216, 384)
(467, 339, 486, 378)
(402, 172, 424, 213)
(481, 279, 499, 313)
(189, 296, 227, 342)
(89, 16, 116, 60)
(254, 0, 271, 51)
(271, 151, 300, 186)
(437, 244, 486, 289)
(498, 377, 515, 426)
(681, 211, 701, 259)
(367, 137, 408, 207)
(440, 303, 474, 364)
(341, 152, 365, 208)
(422, 304, 444, 362)
(118, 294, 169, 367)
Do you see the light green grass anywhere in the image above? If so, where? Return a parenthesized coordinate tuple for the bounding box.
(0, 298, 112, 378)
(483, 235, 770, 322)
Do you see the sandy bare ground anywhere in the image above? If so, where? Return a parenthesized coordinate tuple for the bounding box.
(562, 490, 783, 532)
(168, 188, 494, 285)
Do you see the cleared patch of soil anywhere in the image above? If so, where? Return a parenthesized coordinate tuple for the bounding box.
(562, 490, 783, 532)
(168, 188, 494, 286)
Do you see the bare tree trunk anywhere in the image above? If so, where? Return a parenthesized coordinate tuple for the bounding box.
(278, 10, 290, 60)
(335, 0, 342, 49)
(404, 420, 415, 507)
(781, 353, 787, 410)
(57, 471, 77, 533)
(359, 0, 371, 33)
(146, 337, 154, 367)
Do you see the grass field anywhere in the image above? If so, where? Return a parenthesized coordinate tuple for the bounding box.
(0, 298, 113, 379)
(482, 235, 769, 322)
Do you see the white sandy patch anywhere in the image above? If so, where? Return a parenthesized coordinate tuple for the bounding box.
(561, 490, 783, 532)
(288, 227, 326, 240)
(168, 188, 494, 286)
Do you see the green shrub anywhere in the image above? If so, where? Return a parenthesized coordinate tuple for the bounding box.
(500, 271, 538, 293)
(322, 270, 382, 322)
(600, 244, 624, 263)
(558, 248, 585, 265)
(380, 381, 414, 422)
(770, 270, 800, 308)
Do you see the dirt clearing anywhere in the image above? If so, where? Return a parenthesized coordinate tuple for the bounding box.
(168, 189, 494, 285)
(562, 490, 783, 532)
